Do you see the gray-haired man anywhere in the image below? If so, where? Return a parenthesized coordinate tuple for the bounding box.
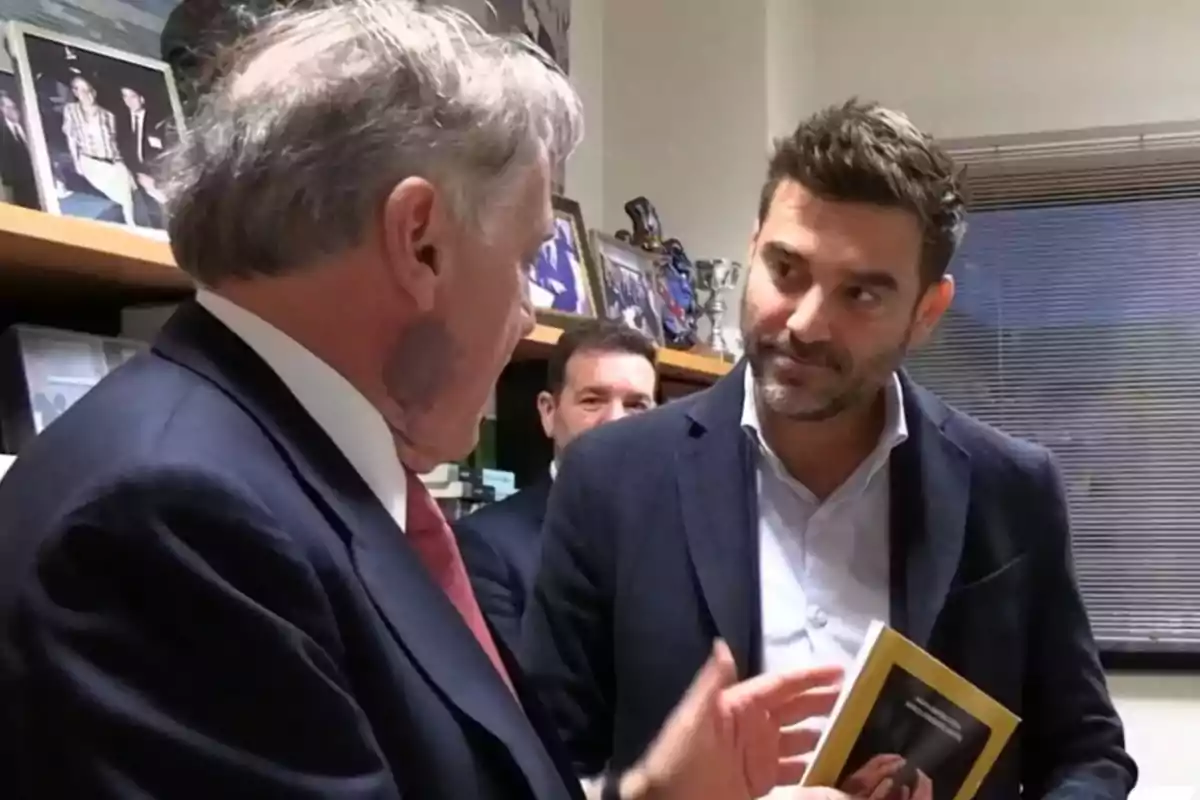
(0, 2, 846, 798)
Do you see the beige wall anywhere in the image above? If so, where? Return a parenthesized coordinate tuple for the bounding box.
(811, 0, 1200, 140)
(571, 0, 1200, 791)
(563, 0, 605, 231)
(599, 0, 768, 264)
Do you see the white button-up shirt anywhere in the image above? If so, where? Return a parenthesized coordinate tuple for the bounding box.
(742, 367, 908, 675)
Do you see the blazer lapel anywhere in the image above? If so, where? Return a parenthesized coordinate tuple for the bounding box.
(677, 362, 761, 678)
(494, 626, 585, 800)
(348, 503, 569, 799)
(889, 375, 971, 648)
(153, 302, 566, 798)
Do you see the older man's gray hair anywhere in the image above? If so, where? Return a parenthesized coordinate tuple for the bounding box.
(162, 0, 584, 286)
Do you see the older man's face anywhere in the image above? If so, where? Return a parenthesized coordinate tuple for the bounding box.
(384, 157, 547, 466)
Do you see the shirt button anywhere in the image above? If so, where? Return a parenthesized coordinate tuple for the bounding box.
(809, 607, 828, 629)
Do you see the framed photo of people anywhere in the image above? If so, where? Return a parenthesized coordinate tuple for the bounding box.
(0, 70, 39, 210)
(591, 231, 666, 346)
(5, 23, 187, 236)
(530, 195, 602, 324)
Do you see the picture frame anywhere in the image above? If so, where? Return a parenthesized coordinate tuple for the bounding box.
(591, 230, 666, 346)
(530, 195, 603, 325)
(0, 70, 39, 210)
(6, 22, 188, 238)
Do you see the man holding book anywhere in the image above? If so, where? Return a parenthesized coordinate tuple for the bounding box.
(524, 100, 1138, 799)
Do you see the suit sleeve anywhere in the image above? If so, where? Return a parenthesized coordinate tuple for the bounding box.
(20, 468, 401, 799)
(1023, 452, 1138, 800)
(455, 516, 525, 654)
(520, 441, 616, 777)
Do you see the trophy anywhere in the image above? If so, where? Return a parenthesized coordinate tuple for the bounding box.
(694, 259, 742, 357)
(621, 196, 664, 252)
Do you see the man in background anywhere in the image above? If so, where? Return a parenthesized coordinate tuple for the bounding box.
(115, 85, 168, 225)
(524, 99, 1137, 799)
(0, 89, 39, 209)
(456, 320, 657, 649)
(0, 2, 849, 797)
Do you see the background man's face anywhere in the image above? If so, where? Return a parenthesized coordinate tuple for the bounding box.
(71, 78, 96, 105)
(539, 349, 657, 455)
(121, 88, 145, 112)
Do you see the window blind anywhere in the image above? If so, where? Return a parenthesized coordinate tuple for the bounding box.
(906, 126, 1200, 655)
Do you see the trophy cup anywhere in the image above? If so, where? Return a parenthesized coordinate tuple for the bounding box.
(694, 258, 742, 358)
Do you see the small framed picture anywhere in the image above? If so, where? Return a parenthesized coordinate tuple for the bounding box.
(6, 23, 187, 236)
(591, 231, 665, 346)
(0, 70, 39, 210)
(530, 195, 602, 324)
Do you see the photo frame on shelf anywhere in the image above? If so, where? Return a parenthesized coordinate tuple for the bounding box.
(0, 68, 39, 210)
(529, 195, 602, 325)
(591, 230, 666, 346)
(6, 23, 187, 239)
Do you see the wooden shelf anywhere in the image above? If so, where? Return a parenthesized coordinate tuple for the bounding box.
(517, 324, 732, 383)
(0, 203, 191, 300)
(1, 207, 732, 384)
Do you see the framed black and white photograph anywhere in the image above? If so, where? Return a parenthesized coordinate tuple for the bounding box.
(530, 195, 601, 324)
(591, 231, 665, 346)
(6, 23, 186, 236)
(0, 71, 39, 210)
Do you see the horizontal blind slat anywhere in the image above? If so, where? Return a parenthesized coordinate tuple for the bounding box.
(910, 133, 1200, 650)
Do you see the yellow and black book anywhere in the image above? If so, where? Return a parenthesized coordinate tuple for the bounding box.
(801, 620, 1020, 800)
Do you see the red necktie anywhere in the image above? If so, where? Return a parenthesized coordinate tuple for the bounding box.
(404, 470, 517, 696)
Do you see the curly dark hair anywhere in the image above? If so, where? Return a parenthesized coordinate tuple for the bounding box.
(758, 98, 966, 285)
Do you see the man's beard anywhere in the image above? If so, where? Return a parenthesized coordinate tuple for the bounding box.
(745, 331, 912, 422)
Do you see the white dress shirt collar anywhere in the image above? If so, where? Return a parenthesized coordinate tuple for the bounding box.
(196, 290, 408, 530)
(740, 364, 908, 500)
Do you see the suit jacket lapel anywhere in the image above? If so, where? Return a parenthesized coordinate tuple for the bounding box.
(677, 362, 761, 678)
(889, 374, 971, 648)
(154, 302, 567, 798)
(493, 625, 584, 800)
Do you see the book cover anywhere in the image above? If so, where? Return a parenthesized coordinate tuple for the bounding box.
(801, 620, 1020, 800)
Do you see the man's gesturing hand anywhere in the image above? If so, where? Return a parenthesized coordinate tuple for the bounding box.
(622, 640, 843, 799)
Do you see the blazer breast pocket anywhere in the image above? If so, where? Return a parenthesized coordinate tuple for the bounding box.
(937, 553, 1031, 692)
(946, 552, 1030, 604)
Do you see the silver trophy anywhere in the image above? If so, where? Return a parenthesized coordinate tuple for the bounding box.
(694, 258, 742, 357)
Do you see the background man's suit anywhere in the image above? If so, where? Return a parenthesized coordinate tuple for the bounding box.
(115, 103, 166, 175)
(456, 477, 553, 651)
(0, 119, 39, 209)
(0, 302, 580, 799)
(114, 101, 167, 227)
(522, 362, 1136, 800)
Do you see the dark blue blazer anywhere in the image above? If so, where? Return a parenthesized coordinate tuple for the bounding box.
(455, 477, 553, 652)
(0, 302, 581, 800)
(522, 362, 1137, 800)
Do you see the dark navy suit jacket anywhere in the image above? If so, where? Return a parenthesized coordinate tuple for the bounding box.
(0, 302, 581, 800)
(455, 477, 553, 652)
(523, 362, 1137, 800)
